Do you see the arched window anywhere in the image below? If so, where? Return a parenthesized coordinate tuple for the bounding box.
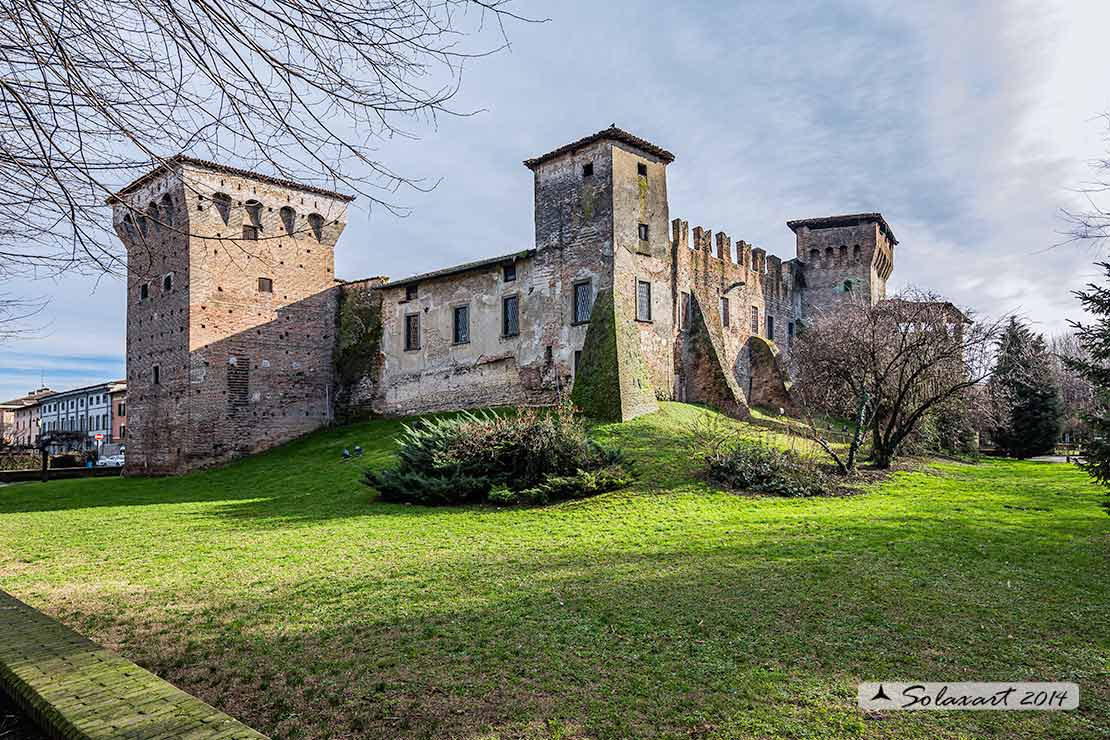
(146, 202, 160, 234)
(853, 244, 861, 260)
(808, 248, 819, 262)
(280, 206, 296, 234)
(212, 192, 232, 225)
(161, 193, 174, 228)
(244, 199, 263, 227)
(839, 244, 847, 259)
(844, 280, 853, 293)
(824, 246, 833, 260)
(307, 213, 324, 241)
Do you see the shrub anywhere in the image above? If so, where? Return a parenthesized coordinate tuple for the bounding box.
(365, 404, 633, 505)
(704, 438, 827, 498)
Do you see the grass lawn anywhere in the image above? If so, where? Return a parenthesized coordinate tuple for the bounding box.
(0, 402, 1106, 739)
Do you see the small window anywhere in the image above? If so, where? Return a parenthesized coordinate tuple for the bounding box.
(307, 213, 324, 241)
(162, 273, 173, 292)
(825, 246, 834, 259)
(767, 315, 775, 341)
(502, 295, 520, 337)
(637, 162, 648, 177)
(808, 248, 819, 262)
(405, 284, 418, 301)
(404, 314, 420, 351)
(788, 321, 795, 347)
(244, 199, 263, 228)
(573, 281, 592, 324)
(636, 280, 652, 322)
(242, 224, 258, 240)
(751, 305, 759, 335)
(258, 277, 273, 293)
(844, 280, 853, 293)
(453, 305, 470, 344)
(681, 292, 691, 330)
(161, 193, 174, 227)
(582, 162, 594, 177)
(139, 283, 149, 301)
(574, 350, 582, 374)
(213, 192, 232, 225)
(853, 244, 861, 259)
(720, 296, 730, 327)
(503, 264, 517, 282)
(153, 364, 160, 385)
(638, 223, 649, 241)
(839, 244, 848, 259)
(280, 206, 297, 233)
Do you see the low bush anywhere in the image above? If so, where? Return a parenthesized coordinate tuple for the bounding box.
(704, 438, 828, 497)
(366, 404, 633, 505)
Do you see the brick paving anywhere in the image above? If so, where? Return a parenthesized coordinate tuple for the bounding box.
(0, 590, 267, 739)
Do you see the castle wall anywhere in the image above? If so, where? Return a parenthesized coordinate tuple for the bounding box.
(611, 143, 674, 400)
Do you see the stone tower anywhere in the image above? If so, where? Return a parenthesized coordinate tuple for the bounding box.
(788, 213, 896, 318)
(525, 126, 675, 419)
(110, 156, 351, 474)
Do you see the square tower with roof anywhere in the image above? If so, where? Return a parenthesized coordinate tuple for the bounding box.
(110, 157, 352, 474)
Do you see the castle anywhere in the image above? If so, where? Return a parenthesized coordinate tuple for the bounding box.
(111, 126, 896, 474)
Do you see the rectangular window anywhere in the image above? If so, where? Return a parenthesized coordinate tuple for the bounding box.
(153, 364, 160, 384)
(582, 162, 593, 177)
(118, 402, 125, 416)
(139, 283, 149, 301)
(258, 277, 273, 293)
(638, 223, 649, 241)
(503, 264, 516, 282)
(121, 425, 126, 439)
(242, 225, 258, 240)
(767, 315, 775, 340)
(405, 284, 418, 301)
(751, 306, 759, 335)
(721, 297, 730, 327)
(452, 305, 470, 344)
(502, 295, 520, 337)
(636, 280, 652, 322)
(574, 350, 582, 374)
(681, 292, 691, 330)
(404, 314, 420, 351)
(637, 162, 648, 177)
(162, 273, 173, 292)
(573, 281, 592, 324)
(788, 321, 795, 347)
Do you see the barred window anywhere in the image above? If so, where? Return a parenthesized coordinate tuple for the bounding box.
(242, 224, 258, 241)
(404, 314, 420, 351)
(502, 295, 520, 337)
(573, 281, 592, 324)
(751, 305, 759, 335)
(720, 296, 730, 327)
(453, 305, 470, 344)
(636, 280, 652, 321)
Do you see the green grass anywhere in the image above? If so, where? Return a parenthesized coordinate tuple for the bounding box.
(0, 402, 1106, 739)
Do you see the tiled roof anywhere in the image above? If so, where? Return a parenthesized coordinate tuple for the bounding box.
(109, 155, 356, 203)
(524, 126, 676, 169)
(367, 250, 536, 290)
(786, 213, 898, 246)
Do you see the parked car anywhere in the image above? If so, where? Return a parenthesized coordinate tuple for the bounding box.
(96, 455, 125, 467)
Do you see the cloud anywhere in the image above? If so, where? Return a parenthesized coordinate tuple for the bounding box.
(3, 0, 1108, 398)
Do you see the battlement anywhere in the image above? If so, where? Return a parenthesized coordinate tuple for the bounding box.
(670, 218, 791, 287)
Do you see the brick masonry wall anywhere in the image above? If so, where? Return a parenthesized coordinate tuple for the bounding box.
(115, 163, 349, 474)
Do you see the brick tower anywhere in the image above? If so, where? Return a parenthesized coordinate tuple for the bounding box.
(110, 157, 352, 474)
(788, 213, 896, 318)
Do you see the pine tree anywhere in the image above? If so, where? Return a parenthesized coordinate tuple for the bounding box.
(990, 318, 1062, 458)
(1065, 262, 1110, 488)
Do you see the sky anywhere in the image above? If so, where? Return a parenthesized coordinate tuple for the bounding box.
(3, 0, 1110, 401)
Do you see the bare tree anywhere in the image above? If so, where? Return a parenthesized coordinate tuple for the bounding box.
(0, 0, 535, 278)
(792, 289, 1006, 471)
(1048, 331, 1094, 442)
(0, 293, 47, 344)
